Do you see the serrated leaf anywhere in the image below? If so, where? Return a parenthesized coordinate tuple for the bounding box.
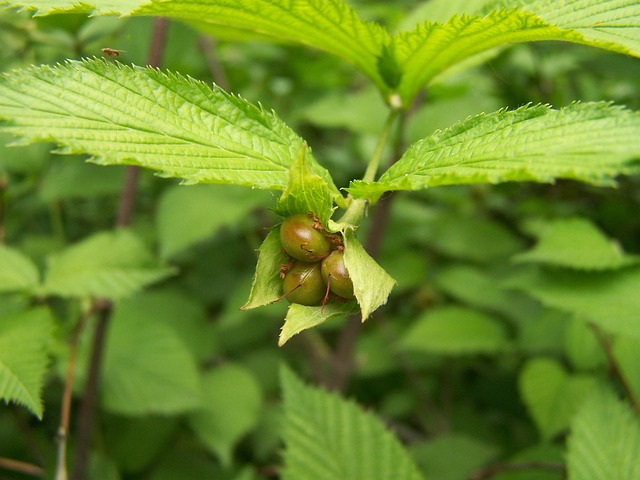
(156, 184, 269, 259)
(242, 229, 288, 310)
(41, 229, 174, 299)
(343, 230, 395, 320)
(0, 0, 144, 15)
(188, 364, 262, 467)
(280, 366, 424, 480)
(519, 357, 597, 439)
(278, 302, 356, 347)
(514, 217, 640, 270)
(0, 308, 54, 419)
(506, 265, 640, 338)
(133, 0, 390, 95)
(400, 305, 509, 355)
(567, 387, 640, 480)
(101, 297, 201, 415)
(349, 103, 640, 201)
(0, 58, 339, 194)
(275, 145, 335, 225)
(0, 245, 39, 292)
(393, 2, 640, 105)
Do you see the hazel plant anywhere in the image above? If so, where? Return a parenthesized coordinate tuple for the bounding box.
(1, 0, 640, 350)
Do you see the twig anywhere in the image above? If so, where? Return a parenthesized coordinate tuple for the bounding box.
(469, 460, 565, 480)
(197, 36, 230, 91)
(0, 457, 44, 478)
(590, 323, 640, 416)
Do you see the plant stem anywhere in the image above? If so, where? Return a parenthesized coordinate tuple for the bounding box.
(470, 461, 565, 480)
(0, 457, 44, 477)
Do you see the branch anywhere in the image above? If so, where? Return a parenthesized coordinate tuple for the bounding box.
(469, 461, 565, 480)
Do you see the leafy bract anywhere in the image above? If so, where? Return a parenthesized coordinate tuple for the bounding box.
(400, 305, 509, 355)
(0, 308, 54, 419)
(567, 387, 640, 480)
(280, 366, 424, 480)
(514, 217, 640, 270)
(0, 58, 338, 194)
(349, 103, 640, 201)
(42, 229, 174, 299)
(101, 296, 201, 415)
(242, 229, 288, 310)
(0, 245, 39, 293)
(279, 302, 356, 347)
(519, 357, 597, 439)
(188, 364, 262, 467)
(132, 0, 389, 95)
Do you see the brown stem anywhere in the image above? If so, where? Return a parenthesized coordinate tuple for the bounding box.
(197, 36, 230, 91)
(0, 457, 44, 478)
(469, 461, 565, 480)
(590, 323, 640, 416)
(71, 18, 170, 480)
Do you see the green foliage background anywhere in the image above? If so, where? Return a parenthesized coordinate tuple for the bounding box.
(1, 1, 640, 479)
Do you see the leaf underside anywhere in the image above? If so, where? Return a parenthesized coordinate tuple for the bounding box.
(349, 103, 640, 200)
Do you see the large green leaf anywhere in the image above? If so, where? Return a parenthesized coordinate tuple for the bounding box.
(392, 1, 640, 105)
(280, 366, 424, 480)
(187, 364, 262, 467)
(0, 58, 338, 193)
(0, 308, 54, 419)
(100, 296, 202, 415)
(133, 0, 390, 95)
(519, 357, 597, 439)
(0, 0, 144, 15)
(349, 103, 640, 201)
(41, 230, 174, 299)
(567, 387, 640, 480)
(514, 217, 640, 270)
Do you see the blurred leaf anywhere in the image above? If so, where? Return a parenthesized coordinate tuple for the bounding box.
(410, 433, 499, 480)
(280, 366, 424, 480)
(243, 229, 288, 310)
(567, 387, 640, 480)
(0, 0, 145, 15)
(400, 305, 509, 355)
(507, 265, 640, 338)
(349, 103, 640, 200)
(519, 357, 597, 439)
(0, 308, 53, 419)
(0, 245, 39, 293)
(344, 230, 396, 320)
(514, 217, 640, 270)
(101, 298, 201, 415)
(563, 317, 606, 371)
(39, 160, 126, 201)
(188, 364, 262, 467)
(279, 302, 356, 347)
(492, 443, 564, 480)
(42, 230, 174, 299)
(517, 308, 568, 354)
(156, 184, 268, 259)
(0, 59, 339, 194)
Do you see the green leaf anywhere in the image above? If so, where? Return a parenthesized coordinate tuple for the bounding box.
(0, 245, 39, 293)
(563, 316, 606, 371)
(349, 103, 640, 200)
(0, 58, 338, 193)
(519, 357, 597, 439)
(344, 230, 395, 320)
(280, 366, 424, 480)
(612, 336, 640, 407)
(506, 265, 640, 338)
(188, 364, 262, 467)
(567, 387, 640, 480)
(242, 229, 288, 310)
(278, 302, 356, 347)
(400, 305, 509, 355)
(156, 184, 269, 259)
(101, 296, 201, 415)
(514, 217, 640, 270)
(275, 145, 336, 225)
(0, 308, 54, 419)
(42, 229, 174, 299)
(133, 0, 390, 95)
(0, 0, 145, 15)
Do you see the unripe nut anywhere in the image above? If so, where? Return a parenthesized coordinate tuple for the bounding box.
(280, 213, 332, 262)
(282, 261, 326, 306)
(321, 250, 354, 300)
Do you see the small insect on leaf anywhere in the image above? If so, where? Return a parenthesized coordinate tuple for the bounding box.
(101, 48, 125, 58)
